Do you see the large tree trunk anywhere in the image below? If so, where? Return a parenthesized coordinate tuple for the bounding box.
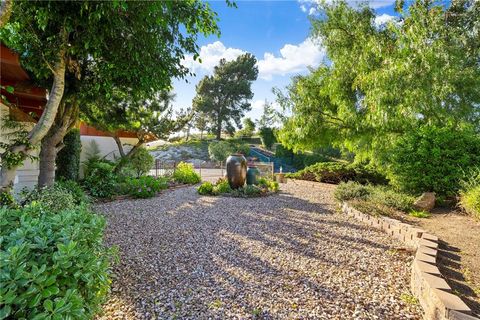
(38, 136, 57, 188)
(112, 134, 145, 174)
(37, 99, 78, 188)
(0, 53, 66, 193)
(216, 119, 222, 140)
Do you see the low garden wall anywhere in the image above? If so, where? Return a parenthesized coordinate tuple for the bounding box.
(341, 202, 478, 320)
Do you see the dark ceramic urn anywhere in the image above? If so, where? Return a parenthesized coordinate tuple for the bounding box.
(226, 154, 247, 189)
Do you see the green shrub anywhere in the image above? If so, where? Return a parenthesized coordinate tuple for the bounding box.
(83, 162, 117, 199)
(275, 145, 329, 170)
(232, 142, 250, 156)
(173, 162, 201, 184)
(459, 168, 480, 219)
(208, 141, 232, 163)
(213, 179, 232, 194)
(126, 147, 154, 178)
(198, 182, 214, 195)
(22, 184, 76, 213)
(259, 127, 276, 150)
(334, 181, 370, 201)
(55, 180, 90, 206)
(334, 182, 414, 212)
(231, 185, 262, 197)
(287, 161, 387, 185)
(0, 191, 17, 208)
(368, 186, 415, 212)
(56, 128, 81, 181)
(125, 176, 168, 198)
(257, 177, 279, 192)
(0, 205, 112, 319)
(387, 126, 480, 196)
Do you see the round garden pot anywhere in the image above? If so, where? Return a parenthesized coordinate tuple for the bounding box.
(246, 166, 260, 185)
(226, 154, 247, 189)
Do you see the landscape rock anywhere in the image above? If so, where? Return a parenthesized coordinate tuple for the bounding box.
(413, 192, 436, 212)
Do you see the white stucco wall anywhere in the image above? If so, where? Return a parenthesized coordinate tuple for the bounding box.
(79, 135, 139, 177)
(1, 101, 139, 191)
(0, 102, 40, 194)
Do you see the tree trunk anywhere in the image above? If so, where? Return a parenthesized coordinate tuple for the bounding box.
(216, 119, 222, 140)
(0, 52, 66, 193)
(37, 99, 79, 188)
(112, 135, 126, 158)
(0, 0, 13, 28)
(113, 134, 144, 174)
(38, 136, 58, 188)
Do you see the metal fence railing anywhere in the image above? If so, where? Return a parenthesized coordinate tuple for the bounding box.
(151, 159, 274, 182)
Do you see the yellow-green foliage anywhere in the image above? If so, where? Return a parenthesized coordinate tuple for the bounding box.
(460, 185, 480, 220)
(459, 168, 480, 220)
(173, 162, 201, 184)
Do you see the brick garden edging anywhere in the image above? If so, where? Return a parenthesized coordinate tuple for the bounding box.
(341, 202, 479, 320)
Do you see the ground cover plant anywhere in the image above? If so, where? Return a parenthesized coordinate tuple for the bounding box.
(123, 176, 169, 199)
(286, 161, 387, 185)
(334, 181, 418, 217)
(197, 177, 279, 197)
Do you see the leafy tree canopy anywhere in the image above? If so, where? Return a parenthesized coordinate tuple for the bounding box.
(277, 0, 480, 159)
(2, 1, 221, 98)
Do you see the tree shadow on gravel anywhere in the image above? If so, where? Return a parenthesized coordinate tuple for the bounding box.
(100, 187, 415, 319)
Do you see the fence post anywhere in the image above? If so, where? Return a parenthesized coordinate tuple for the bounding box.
(155, 159, 159, 177)
(271, 162, 274, 179)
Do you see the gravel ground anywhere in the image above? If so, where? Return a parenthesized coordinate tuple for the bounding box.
(96, 180, 422, 320)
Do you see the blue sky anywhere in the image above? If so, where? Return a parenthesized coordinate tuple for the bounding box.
(172, 0, 398, 122)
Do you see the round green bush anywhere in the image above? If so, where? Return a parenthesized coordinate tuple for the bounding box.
(213, 179, 232, 194)
(173, 162, 201, 184)
(125, 176, 168, 198)
(83, 162, 117, 199)
(197, 181, 214, 195)
(22, 184, 76, 213)
(387, 126, 480, 196)
(0, 205, 112, 319)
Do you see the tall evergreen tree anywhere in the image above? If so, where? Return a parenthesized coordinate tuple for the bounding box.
(193, 53, 258, 139)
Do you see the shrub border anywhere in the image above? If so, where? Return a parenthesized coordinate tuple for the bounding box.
(341, 202, 478, 320)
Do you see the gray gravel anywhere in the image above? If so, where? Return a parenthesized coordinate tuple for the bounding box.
(96, 180, 422, 319)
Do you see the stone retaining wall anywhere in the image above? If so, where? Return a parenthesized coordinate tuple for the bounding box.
(341, 202, 478, 320)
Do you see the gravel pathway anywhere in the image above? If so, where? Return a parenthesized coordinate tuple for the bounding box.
(96, 180, 422, 319)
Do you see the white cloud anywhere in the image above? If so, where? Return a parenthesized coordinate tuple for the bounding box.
(374, 13, 395, 26)
(257, 38, 325, 80)
(252, 99, 266, 110)
(298, 0, 396, 11)
(182, 41, 245, 74)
